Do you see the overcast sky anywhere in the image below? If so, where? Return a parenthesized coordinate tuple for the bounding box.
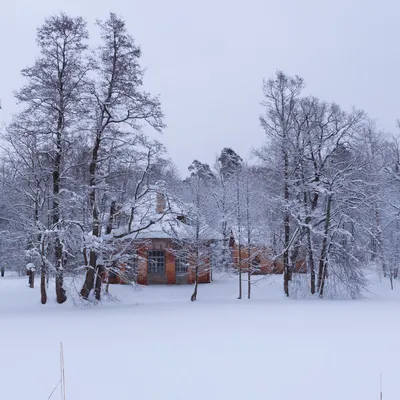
(1, 0, 399, 176)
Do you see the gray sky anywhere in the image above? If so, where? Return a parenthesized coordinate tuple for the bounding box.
(1, 0, 399, 176)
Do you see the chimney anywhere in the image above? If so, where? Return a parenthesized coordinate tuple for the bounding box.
(156, 192, 166, 214)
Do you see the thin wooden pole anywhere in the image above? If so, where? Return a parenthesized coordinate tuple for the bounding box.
(60, 342, 66, 400)
(380, 372, 383, 400)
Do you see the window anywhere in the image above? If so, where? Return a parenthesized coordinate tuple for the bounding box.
(175, 251, 188, 275)
(148, 250, 165, 274)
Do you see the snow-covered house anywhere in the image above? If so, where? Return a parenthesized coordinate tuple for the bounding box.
(106, 188, 222, 285)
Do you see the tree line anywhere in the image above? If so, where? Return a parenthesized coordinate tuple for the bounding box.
(0, 12, 399, 303)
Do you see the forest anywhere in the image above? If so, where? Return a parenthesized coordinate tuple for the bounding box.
(1, 11, 399, 304)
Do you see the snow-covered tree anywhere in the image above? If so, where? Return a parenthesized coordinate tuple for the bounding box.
(14, 13, 90, 303)
(80, 13, 164, 300)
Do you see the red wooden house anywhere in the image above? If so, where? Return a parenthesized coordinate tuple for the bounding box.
(106, 190, 221, 285)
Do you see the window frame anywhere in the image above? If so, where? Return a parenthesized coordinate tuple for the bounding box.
(147, 250, 166, 275)
(175, 251, 189, 275)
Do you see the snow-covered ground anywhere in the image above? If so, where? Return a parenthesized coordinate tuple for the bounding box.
(1, 274, 399, 400)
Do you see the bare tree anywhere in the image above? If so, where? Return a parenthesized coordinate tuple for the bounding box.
(79, 13, 164, 300)
(184, 160, 217, 301)
(15, 13, 90, 303)
(260, 71, 304, 297)
(2, 115, 52, 303)
(217, 148, 243, 297)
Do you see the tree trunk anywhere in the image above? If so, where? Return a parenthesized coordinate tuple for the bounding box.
(53, 125, 67, 304)
(237, 174, 242, 300)
(36, 202, 47, 304)
(0, 267, 4, 277)
(283, 211, 290, 297)
(247, 249, 251, 300)
(238, 238, 242, 299)
(81, 250, 96, 300)
(303, 192, 316, 294)
(28, 270, 35, 288)
(55, 237, 67, 303)
(94, 265, 103, 300)
(375, 209, 387, 277)
(317, 194, 332, 297)
(40, 262, 47, 304)
(318, 259, 328, 297)
(100, 203, 118, 296)
(81, 133, 102, 300)
(246, 175, 251, 300)
(389, 271, 394, 290)
(106, 201, 117, 235)
(308, 228, 316, 295)
(191, 266, 199, 301)
(283, 149, 290, 297)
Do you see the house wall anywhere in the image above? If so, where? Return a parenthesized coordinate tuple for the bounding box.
(230, 243, 305, 274)
(166, 248, 176, 284)
(108, 238, 213, 285)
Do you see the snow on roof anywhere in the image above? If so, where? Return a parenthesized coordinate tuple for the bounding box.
(110, 184, 222, 242)
(230, 225, 271, 247)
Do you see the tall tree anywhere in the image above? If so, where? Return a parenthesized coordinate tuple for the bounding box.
(15, 13, 90, 303)
(217, 148, 243, 298)
(260, 71, 304, 297)
(80, 13, 164, 300)
(185, 160, 216, 301)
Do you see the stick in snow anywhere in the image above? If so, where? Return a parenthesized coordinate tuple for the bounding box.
(48, 342, 66, 400)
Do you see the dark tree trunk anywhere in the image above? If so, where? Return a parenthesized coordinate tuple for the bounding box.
(81, 250, 96, 300)
(191, 266, 199, 301)
(303, 189, 316, 295)
(55, 237, 67, 303)
(247, 249, 251, 300)
(245, 174, 252, 300)
(311, 174, 320, 212)
(28, 270, 35, 288)
(40, 239, 47, 304)
(40, 263, 47, 304)
(283, 212, 290, 297)
(317, 194, 332, 297)
(238, 250, 242, 300)
(103, 203, 118, 295)
(308, 229, 316, 294)
(237, 174, 242, 300)
(81, 133, 102, 300)
(375, 210, 387, 277)
(318, 259, 328, 297)
(53, 124, 67, 304)
(0, 267, 4, 277)
(106, 201, 117, 235)
(94, 265, 103, 300)
(283, 151, 291, 297)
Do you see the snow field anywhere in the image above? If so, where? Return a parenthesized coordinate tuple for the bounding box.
(1, 275, 399, 399)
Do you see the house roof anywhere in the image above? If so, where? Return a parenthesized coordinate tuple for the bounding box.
(229, 225, 271, 247)
(110, 185, 222, 242)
